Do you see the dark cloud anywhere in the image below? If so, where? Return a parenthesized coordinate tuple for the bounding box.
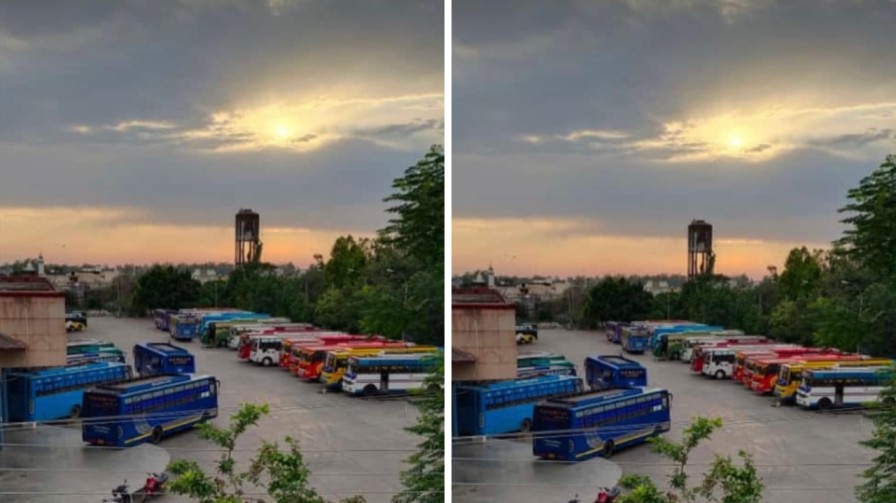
(0, 0, 443, 233)
(453, 0, 896, 246)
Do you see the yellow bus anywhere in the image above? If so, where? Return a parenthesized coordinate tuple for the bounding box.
(774, 357, 892, 404)
(320, 346, 439, 392)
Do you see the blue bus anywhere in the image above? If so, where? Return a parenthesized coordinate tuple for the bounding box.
(605, 322, 628, 344)
(133, 342, 196, 377)
(455, 375, 584, 436)
(649, 324, 720, 350)
(532, 387, 671, 461)
(622, 326, 649, 354)
(67, 351, 126, 366)
(196, 311, 264, 340)
(5, 362, 133, 421)
(82, 373, 219, 447)
(169, 314, 200, 341)
(585, 355, 647, 390)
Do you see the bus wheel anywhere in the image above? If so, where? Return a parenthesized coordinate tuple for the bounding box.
(818, 398, 833, 411)
(520, 419, 532, 432)
(714, 370, 725, 380)
(151, 426, 164, 444)
(69, 405, 81, 419)
(603, 440, 615, 458)
(262, 357, 273, 367)
(363, 384, 378, 397)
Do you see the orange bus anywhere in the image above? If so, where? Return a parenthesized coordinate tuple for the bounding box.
(294, 341, 418, 381)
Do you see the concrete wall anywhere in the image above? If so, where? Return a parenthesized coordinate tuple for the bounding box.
(0, 295, 66, 368)
(452, 306, 517, 381)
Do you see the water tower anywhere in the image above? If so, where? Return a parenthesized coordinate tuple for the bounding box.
(235, 209, 261, 266)
(687, 219, 714, 278)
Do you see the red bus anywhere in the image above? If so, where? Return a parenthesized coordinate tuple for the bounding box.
(237, 331, 344, 361)
(749, 352, 860, 394)
(732, 347, 803, 382)
(740, 348, 841, 387)
(293, 341, 414, 381)
(689, 339, 772, 373)
(285, 335, 384, 372)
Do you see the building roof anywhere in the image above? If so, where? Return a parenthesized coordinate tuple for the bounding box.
(0, 276, 64, 297)
(0, 333, 27, 351)
(451, 347, 477, 363)
(451, 287, 515, 310)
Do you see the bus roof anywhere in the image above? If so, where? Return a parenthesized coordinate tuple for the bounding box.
(349, 352, 441, 364)
(586, 355, 642, 369)
(543, 387, 648, 407)
(805, 367, 893, 379)
(94, 373, 210, 394)
(136, 342, 190, 355)
(457, 374, 577, 391)
(6, 361, 127, 378)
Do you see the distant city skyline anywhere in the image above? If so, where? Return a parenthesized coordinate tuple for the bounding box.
(0, 0, 443, 266)
(453, 0, 895, 278)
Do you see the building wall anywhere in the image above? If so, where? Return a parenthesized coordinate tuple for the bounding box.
(452, 306, 517, 381)
(0, 295, 66, 368)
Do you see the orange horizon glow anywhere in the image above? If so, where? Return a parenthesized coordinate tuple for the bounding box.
(0, 206, 372, 266)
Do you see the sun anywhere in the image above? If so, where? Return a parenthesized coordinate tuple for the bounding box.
(726, 134, 744, 150)
(274, 125, 290, 139)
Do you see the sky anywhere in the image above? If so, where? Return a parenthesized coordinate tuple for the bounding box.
(0, 0, 443, 266)
(453, 0, 896, 279)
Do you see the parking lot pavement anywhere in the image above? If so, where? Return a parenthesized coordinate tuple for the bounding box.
(453, 439, 622, 503)
(525, 328, 875, 503)
(76, 317, 422, 503)
(0, 424, 170, 503)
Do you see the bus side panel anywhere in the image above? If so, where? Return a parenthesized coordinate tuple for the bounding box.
(6, 374, 31, 422)
(482, 402, 539, 436)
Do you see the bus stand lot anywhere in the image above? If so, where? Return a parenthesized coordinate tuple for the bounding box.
(2, 317, 422, 503)
(505, 328, 875, 503)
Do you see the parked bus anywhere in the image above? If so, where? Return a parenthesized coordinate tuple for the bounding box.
(532, 387, 671, 461)
(284, 334, 382, 370)
(133, 342, 196, 377)
(81, 373, 219, 447)
(342, 353, 441, 396)
(6, 362, 132, 421)
(210, 320, 313, 348)
(320, 346, 440, 391)
(294, 341, 421, 381)
(656, 330, 743, 360)
(584, 355, 647, 390)
(680, 335, 768, 363)
(796, 367, 894, 410)
(168, 314, 201, 341)
(67, 338, 116, 355)
(688, 339, 772, 372)
(456, 375, 584, 436)
(750, 353, 864, 394)
(195, 311, 262, 341)
(517, 352, 577, 378)
(605, 322, 628, 344)
(774, 357, 893, 404)
(240, 330, 352, 360)
(741, 349, 841, 388)
(648, 323, 715, 350)
(621, 326, 649, 354)
(66, 350, 125, 366)
(700, 345, 797, 379)
(731, 346, 807, 382)
(153, 309, 174, 331)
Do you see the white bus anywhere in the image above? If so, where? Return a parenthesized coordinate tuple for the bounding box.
(796, 366, 894, 410)
(342, 353, 440, 397)
(248, 334, 299, 366)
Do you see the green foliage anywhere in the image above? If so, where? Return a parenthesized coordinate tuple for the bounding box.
(584, 277, 653, 325)
(132, 265, 201, 314)
(778, 247, 823, 301)
(857, 365, 896, 502)
(167, 403, 364, 503)
(618, 417, 764, 503)
(381, 145, 445, 268)
(393, 359, 443, 503)
(837, 154, 896, 278)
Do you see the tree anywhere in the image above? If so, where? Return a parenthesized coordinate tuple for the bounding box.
(583, 277, 653, 325)
(380, 145, 445, 268)
(393, 359, 443, 503)
(618, 417, 764, 503)
(132, 265, 201, 314)
(325, 236, 369, 290)
(837, 154, 896, 278)
(857, 366, 896, 502)
(778, 247, 823, 301)
(167, 403, 364, 503)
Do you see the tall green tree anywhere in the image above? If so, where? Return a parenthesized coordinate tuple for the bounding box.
(583, 277, 653, 324)
(778, 247, 823, 301)
(837, 154, 896, 278)
(393, 359, 443, 503)
(132, 265, 201, 314)
(380, 145, 445, 268)
(857, 366, 896, 502)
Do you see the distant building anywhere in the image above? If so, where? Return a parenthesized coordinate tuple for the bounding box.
(192, 268, 221, 284)
(451, 287, 517, 382)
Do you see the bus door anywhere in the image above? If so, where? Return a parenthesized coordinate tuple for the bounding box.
(380, 371, 389, 392)
(835, 383, 844, 406)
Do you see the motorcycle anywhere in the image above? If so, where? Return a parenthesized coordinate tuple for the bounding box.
(567, 486, 622, 503)
(103, 480, 133, 503)
(139, 472, 169, 501)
